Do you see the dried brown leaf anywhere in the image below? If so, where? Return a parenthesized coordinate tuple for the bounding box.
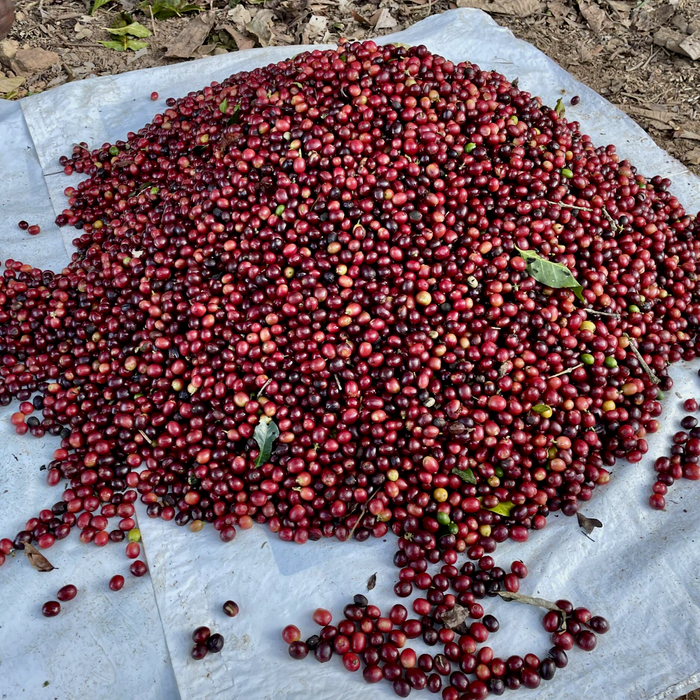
(165, 12, 215, 58)
(632, 2, 674, 31)
(654, 26, 690, 57)
(0, 75, 24, 94)
(457, 0, 543, 16)
(578, 0, 609, 34)
(24, 543, 56, 572)
(576, 512, 603, 535)
(367, 572, 377, 591)
(370, 8, 397, 30)
(679, 33, 700, 61)
(498, 591, 561, 611)
(547, 0, 573, 19)
(674, 128, 700, 142)
(246, 9, 275, 47)
(440, 603, 469, 629)
(684, 148, 700, 166)
(221, 24, 255, 51)
(350, 8, 372, 26)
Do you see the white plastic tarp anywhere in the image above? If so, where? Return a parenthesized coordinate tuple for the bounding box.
(1, 9, 699, 700)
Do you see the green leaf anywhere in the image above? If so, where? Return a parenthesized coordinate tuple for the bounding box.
(555, 97, 565, 117)
(532, 404, 552, 416)
(228, 104, 241, 125)
(487, 501, 515, 517)
(515, 246, 584, 302)
(253, 416, 279, 467)
(466, 142, 476, 153)
(126, 39, 149, 51)
(140, 0, 202, 20)
(219, 97, 228, 114)
(104, 21, 151, 37)
(90, 0, 114, 14)
(98, 39, 127, 51)
(452, 467, 477, 485)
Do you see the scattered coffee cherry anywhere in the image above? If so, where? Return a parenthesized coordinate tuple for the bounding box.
(288, 641, 309, 660)
(150, 91, 159, 101)
(282, 625, 301, 644)
(684, 398, 698, 412)
(129, 560, 147, 577)
(56, 584, 77, 602)
(192, 626, 210, 644)
(109, 575, 125, 591)
(312, 609, 332, 626)
(17, 220, 29, 230)
(223, 600, 239, 617)
(207, 633, 225, 653)
(570, 95, 580, 105)
(42, 601, 61, 617)
(27, 225, 41, 235)
(191, 643, 208, 660)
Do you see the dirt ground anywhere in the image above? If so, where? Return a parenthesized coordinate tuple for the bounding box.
(0, 0, 699, 697)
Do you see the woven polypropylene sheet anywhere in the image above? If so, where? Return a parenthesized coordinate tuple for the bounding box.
(1, 9, 699, 700)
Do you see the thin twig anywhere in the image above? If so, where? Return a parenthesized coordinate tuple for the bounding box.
(623, 333, 660, 384)
(585, 309, 621, 319)
(498, 591, 561, 612)
(257, 377, 272, 397)
(149, 5, 157, 37)
(548, 363, 584, 379)
(348, 489, 380, 542)
(544, 199, 622, 232)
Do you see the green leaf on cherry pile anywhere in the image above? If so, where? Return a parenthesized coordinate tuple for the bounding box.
(487, 501, 515, 517)
(452, 467, 477, 484)
(515, 246, 584, 303)
(555, 97, 565, 117)
(219, 98, 228, 114)
(532, 404, 552, 415)
(253, 416, 279, 468)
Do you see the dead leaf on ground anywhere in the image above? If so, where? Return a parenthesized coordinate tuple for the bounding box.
(227, 4, 252, 31)
(301, 14, 328, 43)
(246, 8, 275, 47)
(680, 33, 700, 61)
(622, 104, 678, 128)
(684, 148, 700, 166)
(0, 75, 24, 94)
(165, 12, 215, 58)
(547, 0, 574, 19)
(576, 512, 603, 535)
(654, 26, 697, 59)
(674, 128, 700, 142)
(221, 24, 255, 51)
(457, 0, 543, 16)
(367, 572, 377, 591)
(24, 543, 56, 572)
(350, 8, 372, 26)
(632, 2, 675, 32)
(605, 0, 633, 15)
(578, 0, 609, 34)
(370, 8, 397, 30)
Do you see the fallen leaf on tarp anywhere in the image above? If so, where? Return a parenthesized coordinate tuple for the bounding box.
(367, 573, 377, 591)
(246, 9, 275, 47)
(578, 0, 609, 33)
(456, 0, 543, 17)
(577, 512, 603, 535)
(370, 8, 397, 30)
(24, 543, 56, 572)
(440, 604, 468, 629)
(221, 24, 255, 51)
(0, 75, 24, 95)
(165, 12, 215, 58)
